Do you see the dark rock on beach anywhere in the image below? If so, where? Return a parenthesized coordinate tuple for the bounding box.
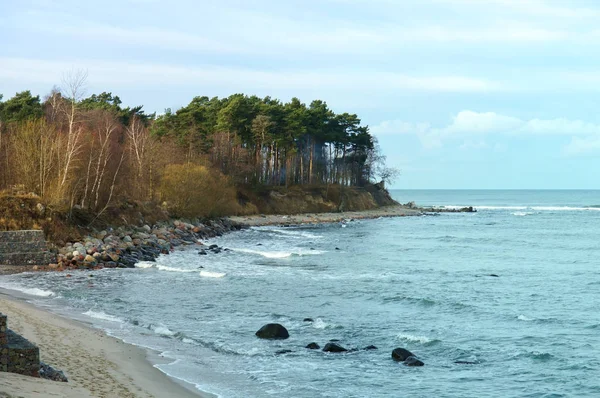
(255, 323, 290, 340)
(391, 347, 415, 362)
(306, 342, 320, 350)
(39, 361, 68, 382)
(322, 342, 348, 353)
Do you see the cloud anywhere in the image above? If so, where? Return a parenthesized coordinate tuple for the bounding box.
(372, 110, 600, 153)
(0, 57, 501, 94)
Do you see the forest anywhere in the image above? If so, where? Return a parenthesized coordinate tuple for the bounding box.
(0, 73, 393, 218)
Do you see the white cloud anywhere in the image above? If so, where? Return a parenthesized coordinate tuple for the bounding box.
(372, 110, 600, 153)
(0, 57, 501, 94)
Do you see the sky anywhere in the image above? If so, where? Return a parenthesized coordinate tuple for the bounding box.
(2, 0, 600, 189)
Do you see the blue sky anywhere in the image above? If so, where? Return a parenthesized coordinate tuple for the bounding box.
(2, 0, 600, 188)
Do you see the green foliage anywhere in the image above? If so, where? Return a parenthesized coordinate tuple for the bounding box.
(0, 91, 43, 124)
(79, 92, 154, 126)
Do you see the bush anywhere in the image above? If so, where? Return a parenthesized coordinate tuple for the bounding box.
(158, 163, 241, 218)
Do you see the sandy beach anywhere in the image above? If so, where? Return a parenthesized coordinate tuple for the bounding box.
(0, 292, 212, 398)
(228, 205, 422, 227)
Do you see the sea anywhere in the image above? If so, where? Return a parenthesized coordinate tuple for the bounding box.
(1, 190, 600, 398)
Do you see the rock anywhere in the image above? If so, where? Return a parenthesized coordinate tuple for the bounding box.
(84, 254, 97, 264)
(403, 356, 425, 367)
(275, 349, 293, 355)
(198, 250, 208, 255)
(322, 342, 347, 353)
(303, 318, 314, 322)
(39, 362, 68, 382)
(255, 323, 289, 340)
(306, 342, 320, 350)
(72, 250, 80, 257)
(489, 274, 499, 277)
(363, 345, 378, 350)
(123, 235, 133, 243)
(209, 244, 218, 250)
(392, 348, 415, 362)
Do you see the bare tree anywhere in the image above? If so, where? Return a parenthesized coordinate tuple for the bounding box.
(125, 115, 150, 193)
(58, 69, 88, 188)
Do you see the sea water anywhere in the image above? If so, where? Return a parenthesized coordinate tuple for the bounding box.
(2, 190, 600, 397)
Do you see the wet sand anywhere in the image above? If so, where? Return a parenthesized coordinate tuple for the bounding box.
(0, 293, 214, 398)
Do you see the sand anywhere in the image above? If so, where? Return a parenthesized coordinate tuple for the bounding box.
(0, 293, 213, 398)
(228, 204, 422, 227)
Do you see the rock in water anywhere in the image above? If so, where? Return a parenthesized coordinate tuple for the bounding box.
(306, 342, 320, 350)
(303, 318, 314, 322)
(404, 356, 425, 367)
(363, 345, 378, 350)
(322, 342, 348, 353)
(255, 323, 289, 339)
(391, 347, 415, 362)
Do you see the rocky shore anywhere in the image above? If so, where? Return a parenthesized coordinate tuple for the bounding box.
(34, 218, 244, 272)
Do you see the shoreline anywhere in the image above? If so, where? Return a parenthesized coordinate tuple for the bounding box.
(227, 204, 424, 227)
(0, 290, 215, 398)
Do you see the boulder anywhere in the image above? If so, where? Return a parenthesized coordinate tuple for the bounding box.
(403, 356, 424, 367)
(305, 342, 320, 350)
(255, 323, 289, 340)
(322, 342, 347, 353)
(391, 348, 415, 362)
(303, 318, 314, 322)
(84, 254, 97, 264)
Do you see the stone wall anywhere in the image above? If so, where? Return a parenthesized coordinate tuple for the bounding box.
(0, 230, 55, 267)
(0, 312, 40, 377)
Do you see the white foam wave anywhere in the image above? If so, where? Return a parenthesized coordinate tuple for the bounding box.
(517, 314, 534, 321)
(0, 284, 55, 297)
(156, 265, 195, 273)
(311, 318, 338, 329)
(153, 325, 176, 336)
(530, 206, 600, 211)
(199, 270, 226, 278)
(83, 310, 125, 323)
(232, 248, 292, 258)
(512, 211, 534, 216)
(271, 229, 324, 239)
(396, 333, 433, 344)
(444, 205, 600, 212)
(135, 262, 154, 269)
(232, 248, 325, 258)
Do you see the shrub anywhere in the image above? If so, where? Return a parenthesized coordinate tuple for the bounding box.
(158, 163, 241, 218)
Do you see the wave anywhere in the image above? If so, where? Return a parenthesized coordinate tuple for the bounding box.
(156, 265, 195, 273)
(83, 310, 125, 324)
(267, 228, 323, 239)
(311, 318, 342, 330)
(396, 333, 437, 345)
(135, 262, 154, 269)
(199, 270, 226, 278)
(444, 205, 600, 212)
(231, 248, 324, 258)
(152, 324, 176, 336)
(0, 283, 55, 297)
(512, 211, 534, 216)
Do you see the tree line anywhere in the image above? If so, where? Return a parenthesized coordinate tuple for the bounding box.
(0, 74, 394, 217)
